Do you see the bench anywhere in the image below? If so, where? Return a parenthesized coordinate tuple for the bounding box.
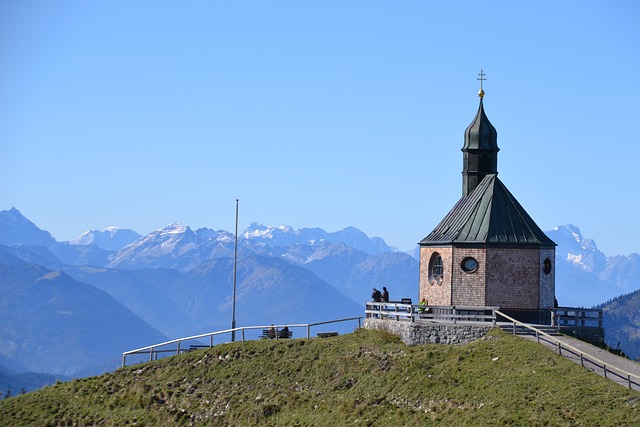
(317, 332, 339, 338)
(188, 345, 209, 351)
(261, 329, 275, 339)
(387, 298, 413, 305)
(261, 329, 293, 339)
(278, 329, 293, 339)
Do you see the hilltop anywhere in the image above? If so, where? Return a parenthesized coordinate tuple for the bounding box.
(1, 329, 639, 426)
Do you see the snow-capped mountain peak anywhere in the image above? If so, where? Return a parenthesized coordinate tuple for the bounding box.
(159, 222, 189, 236)
(548, 225, 606, 273)
(244, 223, 293, 240)
(107, 222, 235, 271)
(70, 226, 142, 252)
(242, 222, 392, 255)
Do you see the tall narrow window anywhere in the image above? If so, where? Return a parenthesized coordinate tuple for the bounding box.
(429, 253, 444, 284)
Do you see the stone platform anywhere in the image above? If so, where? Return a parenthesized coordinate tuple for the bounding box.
(364, 318, 492, 346)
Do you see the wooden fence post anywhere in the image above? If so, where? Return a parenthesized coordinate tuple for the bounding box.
(598, 310, 603, 329)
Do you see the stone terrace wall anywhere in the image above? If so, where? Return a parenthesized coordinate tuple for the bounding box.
(365, 319, 492, 346)
(559, 326, 605, 346)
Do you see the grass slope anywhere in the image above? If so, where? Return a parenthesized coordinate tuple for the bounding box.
(1, 328, 639, 426)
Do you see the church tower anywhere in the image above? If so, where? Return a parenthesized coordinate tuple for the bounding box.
(418, 72, 557, 324)
(461, 70, 499, 197)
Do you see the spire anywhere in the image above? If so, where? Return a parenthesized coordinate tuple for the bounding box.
(461, 70, 499, 197)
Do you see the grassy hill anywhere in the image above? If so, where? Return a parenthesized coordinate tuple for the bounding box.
(1, 328, 639, 426)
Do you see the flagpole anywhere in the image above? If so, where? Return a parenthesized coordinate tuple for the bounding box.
(231, 198, 239, 342)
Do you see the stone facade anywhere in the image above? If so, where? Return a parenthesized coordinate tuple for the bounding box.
(419, 244, 556, 323)
(539, 247, 555, 309)
(419, 246, 453, 305)
(485, 247, 540, 309)
(559, 326, 605, 346)
(364, 318, 492, 346)
(452, 247, 486, 306)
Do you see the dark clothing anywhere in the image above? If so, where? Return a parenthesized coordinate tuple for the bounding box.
(372, 289, 382, 302)
(279, 326, 291, 339)
(381, 289, 389, 302)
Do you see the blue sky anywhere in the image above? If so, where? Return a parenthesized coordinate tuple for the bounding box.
(1, 1, 639, 255)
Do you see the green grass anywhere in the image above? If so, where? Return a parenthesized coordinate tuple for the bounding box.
(1, 328, 639, 426)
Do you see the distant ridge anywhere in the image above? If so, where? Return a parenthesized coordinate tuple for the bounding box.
(0, 208, 55, 247)
(1, 207, 640, 377)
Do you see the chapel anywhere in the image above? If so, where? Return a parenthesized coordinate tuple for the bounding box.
(418, 72, 557, 324)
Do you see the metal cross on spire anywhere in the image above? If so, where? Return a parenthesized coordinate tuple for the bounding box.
(477, 69, 486, 98)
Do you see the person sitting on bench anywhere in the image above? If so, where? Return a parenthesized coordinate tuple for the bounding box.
(278, 326, 290, 339)
(418, 298, 428, 313)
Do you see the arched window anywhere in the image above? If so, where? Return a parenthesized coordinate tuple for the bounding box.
(543, 258, 552, 275)
(429, 253, 444, 284)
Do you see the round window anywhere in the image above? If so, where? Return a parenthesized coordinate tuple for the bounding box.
(461, 257, 479, 273)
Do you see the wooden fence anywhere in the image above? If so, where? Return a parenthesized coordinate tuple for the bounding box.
(497, 310, 640, 390)
(551, 307, 603, 328)
(122, 316, 362, 368)
(365, 302, 498, 325)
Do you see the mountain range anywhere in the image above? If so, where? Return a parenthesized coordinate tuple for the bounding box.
(547, 225, 640, 306)
(1, 207, 639, 395)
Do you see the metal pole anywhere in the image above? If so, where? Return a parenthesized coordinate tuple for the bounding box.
(231, 199, 239, 342)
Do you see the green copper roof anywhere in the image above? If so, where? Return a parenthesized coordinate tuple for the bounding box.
(462, 98, 498, 151)
(420, 174, 556, 246)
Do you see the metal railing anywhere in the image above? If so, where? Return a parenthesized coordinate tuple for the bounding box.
(121, 316, 362, 368)
(496, 310, 640, 390)
(365, 302, 498, 325)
